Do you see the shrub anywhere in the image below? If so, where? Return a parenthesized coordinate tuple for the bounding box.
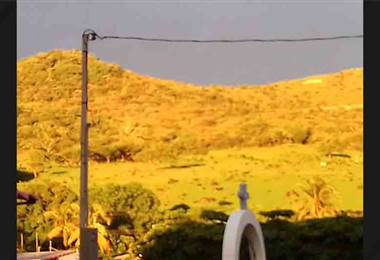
(218, 200, 233, 206)
(170, 204, 191, 212)
(200, 210, 229, 223)
(259, 210, 295, 221)
(90, 183, 161, 233)
(287, 125, 312, 144)
(138, 220, 224, 260)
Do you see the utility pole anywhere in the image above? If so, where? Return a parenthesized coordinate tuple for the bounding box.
(80, 29, 98, 260)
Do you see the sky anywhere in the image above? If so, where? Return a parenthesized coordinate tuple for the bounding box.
(17, 0, 363, 86)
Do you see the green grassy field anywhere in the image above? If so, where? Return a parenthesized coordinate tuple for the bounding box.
(26, 144, 362, 218)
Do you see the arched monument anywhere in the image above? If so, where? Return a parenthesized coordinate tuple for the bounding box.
(222, 183, 266, 260)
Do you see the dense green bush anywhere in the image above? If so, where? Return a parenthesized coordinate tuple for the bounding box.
(137, 215, 362, 260)
(200, 210, 229, 223)
(263, 217, 362, 260)
(90, 183, 161, 233)
(138, 220, 224, 260)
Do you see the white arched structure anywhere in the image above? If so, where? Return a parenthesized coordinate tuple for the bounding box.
(222, 184, 266, 260)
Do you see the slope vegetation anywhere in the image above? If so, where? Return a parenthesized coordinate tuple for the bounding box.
(17, 50, 363, 172)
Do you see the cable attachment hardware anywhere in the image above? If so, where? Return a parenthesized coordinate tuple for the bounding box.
(82, 29, 98, 41)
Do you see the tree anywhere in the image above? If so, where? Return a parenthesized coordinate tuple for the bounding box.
(20, 149, 45, 178)
(44, 203, 80, 249)
(88, 203, 112, 255)
(44, 202, 112, 255)
(286, 176, 339, 220)
(90, 183, 161, 233)
(89, 183, 162, 255)
(17, 181, 79, 251)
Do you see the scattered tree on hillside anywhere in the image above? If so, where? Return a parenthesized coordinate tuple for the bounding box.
(20, 149, 45, 178)
(17, 51, 363, 165)
(286, 176, 339, 220)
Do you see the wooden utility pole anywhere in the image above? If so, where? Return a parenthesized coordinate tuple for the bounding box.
(80, 29, 98, 260)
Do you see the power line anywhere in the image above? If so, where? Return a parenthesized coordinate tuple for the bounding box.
(91, 31, 363, 44)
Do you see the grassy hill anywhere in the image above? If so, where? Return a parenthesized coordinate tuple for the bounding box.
(17, 50, 363, 258)
(17, 50, 362, 172)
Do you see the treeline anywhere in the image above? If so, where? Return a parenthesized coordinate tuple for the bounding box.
(17, 181, 362, 259)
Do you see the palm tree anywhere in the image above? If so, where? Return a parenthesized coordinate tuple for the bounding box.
(45, 203, 112, 255)
(88, 203, 112, 256)
(44, 203, 80, 248)
(286, 176, 339, 220)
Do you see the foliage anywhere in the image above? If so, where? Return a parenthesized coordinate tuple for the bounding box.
(17, 177, 362, 259)
(16, 50, 363, 258)
(262, 216, 362, 260)
(136, 215, 362, 260)
(286, 176, 340, 220)
(17, 51, 363, 167)
(17, 181, 78, 251)
(90, 183, 161, 234)
(259, 209, 295, 221)
(17, 170, 35, 182)
(200, 210, 229, 223)
(286, 125, 312, 144)
(138, 220, 225, 260)
(44, 203, 79, 248)
(17, 181, 162, 256)
(170, 203, 191, 213)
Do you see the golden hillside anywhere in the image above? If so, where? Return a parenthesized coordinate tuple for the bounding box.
(17, 50, 363, 170)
